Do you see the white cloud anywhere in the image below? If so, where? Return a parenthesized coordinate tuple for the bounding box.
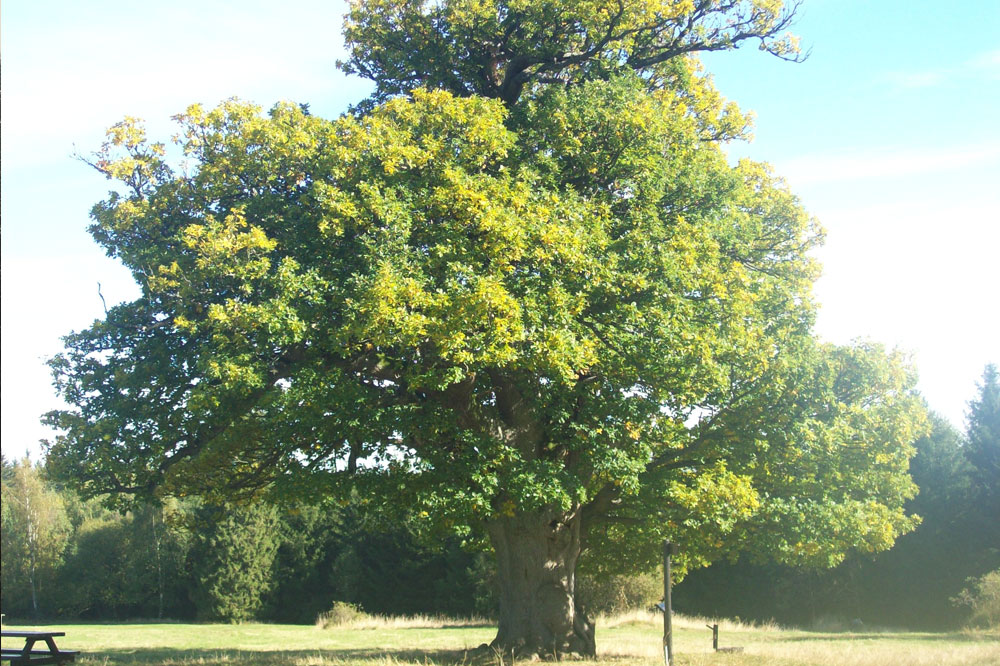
(967, 48, 1000, 79)
(0, 252, 140, 460)
(777, 141, 1000, 186)
(812, 196, 1000, 429)
(0, 0, 368, 168)
(882, 69, 948, 89)
(881, 47, 1000, 90)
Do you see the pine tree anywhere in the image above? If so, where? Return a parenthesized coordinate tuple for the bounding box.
(963, 363, 1000, 568)
(190, 503, 281, 622)
(966, 364, 1000, 501)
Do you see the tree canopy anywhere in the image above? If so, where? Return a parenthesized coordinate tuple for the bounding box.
(341, 0, 803, 107)
(45, 0, 926, 655)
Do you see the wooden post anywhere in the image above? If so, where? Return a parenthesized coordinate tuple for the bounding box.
(662, 541, 678, 666)
(707, 623, 718, 651)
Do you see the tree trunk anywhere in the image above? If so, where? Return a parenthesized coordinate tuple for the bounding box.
(29, 565, 38, 618)
(487, 508, 596, 658)
(152, 507, 165, 619)
(27, 494, 39, 618)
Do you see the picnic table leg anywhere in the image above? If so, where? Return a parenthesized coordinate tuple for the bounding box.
(21, 637, 39, 660)
(11, 637, 30, 666)
(17, 636, 48, 664)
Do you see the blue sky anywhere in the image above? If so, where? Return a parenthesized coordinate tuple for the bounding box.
(2, 0, 998, 460)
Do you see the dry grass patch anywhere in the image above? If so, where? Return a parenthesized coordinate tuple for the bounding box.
(316, 603, 490, 630)
(596, 610, 781, 633)
(333, 614, 492, 630)
(593, 613, 1000, 666)
(747, 636, 1000, 666)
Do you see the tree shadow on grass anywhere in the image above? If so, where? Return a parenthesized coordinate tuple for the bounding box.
(76, 646, 501, 666)
(775, 630, 999, 644)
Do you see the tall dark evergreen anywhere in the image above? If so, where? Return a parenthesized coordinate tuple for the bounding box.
(189, 503, 281, 622)
(264, 503, 346, 623)
(965, 364, 1000, 511)
(961, 363, 1000, 574)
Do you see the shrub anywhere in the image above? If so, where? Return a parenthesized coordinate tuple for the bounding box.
(577, 571, 662, 615)
(316, 601, 369, 628)
(953, 569, 1000, 628)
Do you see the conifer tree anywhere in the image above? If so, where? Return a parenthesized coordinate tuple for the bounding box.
(189, 503, 281, 622)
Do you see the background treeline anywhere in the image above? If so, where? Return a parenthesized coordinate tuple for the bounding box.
(0, 470, 494, 623)
(2, 365, 997, 628)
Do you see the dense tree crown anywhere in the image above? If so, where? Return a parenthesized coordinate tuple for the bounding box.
(342, 0, 803, 107)
(46, 0, 926, 655)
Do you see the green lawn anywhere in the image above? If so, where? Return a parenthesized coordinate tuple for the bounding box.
(2, 615, 997, 666)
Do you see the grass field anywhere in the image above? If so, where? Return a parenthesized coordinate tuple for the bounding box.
(2, 612, 997, 666)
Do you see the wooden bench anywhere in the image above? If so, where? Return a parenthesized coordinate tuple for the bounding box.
(1, 649, 78, 665)
(1, 631, 77, 665)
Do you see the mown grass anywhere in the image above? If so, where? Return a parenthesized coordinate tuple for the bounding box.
(2, 613, 997, 666)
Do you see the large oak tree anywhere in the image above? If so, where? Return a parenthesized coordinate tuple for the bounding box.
(46, 0, 926, 656)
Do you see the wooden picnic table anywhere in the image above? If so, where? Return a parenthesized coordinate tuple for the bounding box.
(1, 630, 78, 665)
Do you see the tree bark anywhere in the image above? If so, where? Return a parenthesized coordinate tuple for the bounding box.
(487, 508, 596, 658)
